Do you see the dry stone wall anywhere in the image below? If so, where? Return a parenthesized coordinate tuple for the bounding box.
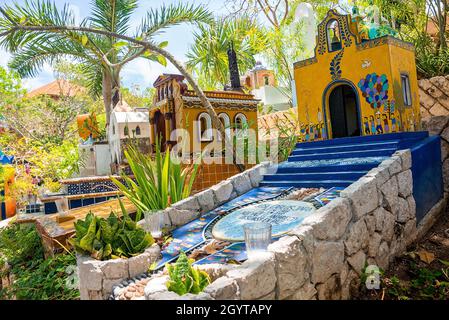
(419, 76, 449, 119)
(144, 149, 448, 300)
(77, 162, 270, 300)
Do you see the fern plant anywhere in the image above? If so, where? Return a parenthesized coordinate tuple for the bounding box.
(166, 251, 210, 295)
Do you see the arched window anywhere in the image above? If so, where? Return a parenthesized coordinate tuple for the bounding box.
(217, 113, 231, 141)
(197, 112, 213, 142)
(264, 75, 270, 86)
(135, 125, 141, 136)
(234, 113, 248, 138)
(124, 124, 129, 136)
(327, 20, 342, 52)
(112, 124, 115, 135)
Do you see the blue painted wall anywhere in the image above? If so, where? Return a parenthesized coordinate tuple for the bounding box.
(410, 135, 443, 223)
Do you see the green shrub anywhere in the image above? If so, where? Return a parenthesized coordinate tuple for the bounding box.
(70, 211, 154, 260)
(0, 224, 79, 300)
(166, 251, 210, 295)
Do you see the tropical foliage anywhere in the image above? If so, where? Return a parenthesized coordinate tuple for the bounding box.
(186, 16, 267, 90)
(70, 210, 154, 261)
(0, 223, 79, 300)
(0, 0, 213, 123)
(111, 140, 199, 219)
(166, 251, 210, 295)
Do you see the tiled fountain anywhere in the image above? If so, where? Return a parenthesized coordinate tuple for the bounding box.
(110, 131, 444, 300)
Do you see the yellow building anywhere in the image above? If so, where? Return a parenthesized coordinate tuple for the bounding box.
(294, 10, 421, 141)
(150, 74, 259, 153)
(149, 74, 259, 191)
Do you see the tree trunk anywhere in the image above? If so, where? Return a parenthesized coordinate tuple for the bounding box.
(102, 71, 113, 128)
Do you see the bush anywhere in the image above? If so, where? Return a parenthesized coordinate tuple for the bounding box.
(0, 224, 79, 300)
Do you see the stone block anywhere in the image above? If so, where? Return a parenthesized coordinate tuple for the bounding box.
(394, 150, 412, 170)
(441, 140, 449, 161)
(316, 274, 341, 300)
(397, 170, 413, 198)
(366, 165, 390, 187)
(226, 253, 276, 300)
(101, 258, 129, 279)
(442, 126, 449, 144)
(204, 276, 240, 300)
(230, 172, 252, 196)
(444, 158, 449, 192)
(379, 157, 402, 176)
(128, 245, 161, 278)
(301, 197, 352, 241)
(375, 241, 390, 270)
(268, 236, 308, 299)
(171, 196, 200, 212)
(340, 176, 378, 220)
(347, 250, 366, 275)
(248, 164, 266, 187)
(397, 196, 413, 223)
(211, 180, 234, 204)
(422, 115, 449, 136)
(311, 241, 344, 284)
(430, 103, 449, 116)
(195, 189, 216, 214)
(379, 176, 399, 214)
(167, 207, 199, 227)
(287, 282, 317, 300)
(344, 219, 369, 256)
(288, 224, 314, 256)
(368, 232, 382, 257)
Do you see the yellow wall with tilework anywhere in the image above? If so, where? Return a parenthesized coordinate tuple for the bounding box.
(294, 10, 421, 141)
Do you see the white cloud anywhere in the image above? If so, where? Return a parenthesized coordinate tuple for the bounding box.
(67, 4, 82, 25)
(0, 49, 11, 67)
(121, 57, 179, 89)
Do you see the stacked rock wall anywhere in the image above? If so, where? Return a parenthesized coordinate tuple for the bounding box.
(419, 76, 449, 119)
(144, 148, 448, 300)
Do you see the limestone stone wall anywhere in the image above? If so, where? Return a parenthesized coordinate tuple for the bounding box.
(144, 149, 448, 300)
(77, 245, 160, 300)
(77, 162, 270, 300)
(138, 162, 270, 230)
(419, 76, 449, 119)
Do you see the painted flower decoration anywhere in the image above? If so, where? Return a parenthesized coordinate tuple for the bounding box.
(358, 73, 389, 109)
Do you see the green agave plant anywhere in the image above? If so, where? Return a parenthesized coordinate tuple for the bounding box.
(69, 208, 154, 261)
(166, 251, 210, 295)
(111, 138, 199, 221)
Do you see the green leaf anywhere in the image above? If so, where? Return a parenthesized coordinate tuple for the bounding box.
(81, 35, 88, 46)
(113, 41, 128, 49)
(159, 41, 169, 49)
(157, 55, 167, 67)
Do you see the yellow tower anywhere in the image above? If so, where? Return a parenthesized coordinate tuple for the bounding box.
(294, 10, 421, 141)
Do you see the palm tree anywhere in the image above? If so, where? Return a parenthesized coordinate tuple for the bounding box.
(0, 0, 213, 126)
(0, 1, 246, 171)
(186, 16, 267, 90)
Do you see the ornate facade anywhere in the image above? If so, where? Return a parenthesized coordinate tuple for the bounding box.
(294, 10, 421, 141)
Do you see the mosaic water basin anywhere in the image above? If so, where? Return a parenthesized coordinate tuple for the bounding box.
(211, 200, 316, 242)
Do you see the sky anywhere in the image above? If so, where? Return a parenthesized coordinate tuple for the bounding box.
(0, 0, 230, 91)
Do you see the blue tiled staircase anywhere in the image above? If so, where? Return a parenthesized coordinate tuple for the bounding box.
(260, 132, 430, 189)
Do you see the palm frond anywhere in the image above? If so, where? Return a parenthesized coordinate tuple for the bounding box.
(89, 0, 137, 35)
(139, 2, 213, 39)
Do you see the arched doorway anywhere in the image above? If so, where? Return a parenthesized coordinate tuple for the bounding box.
(328, 84, 360, 138)
(153, 110, 167, 151)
